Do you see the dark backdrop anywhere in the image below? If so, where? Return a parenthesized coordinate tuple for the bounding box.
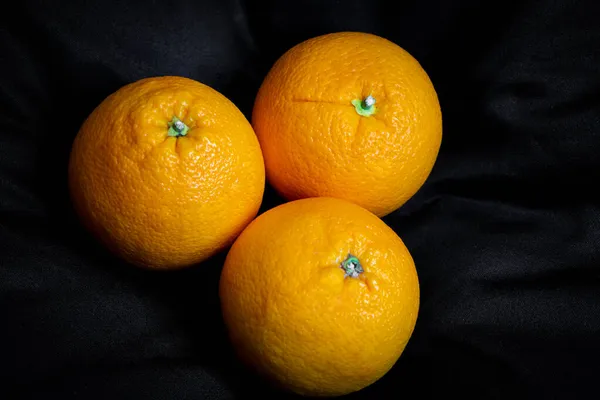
(1, 1, 599, 399)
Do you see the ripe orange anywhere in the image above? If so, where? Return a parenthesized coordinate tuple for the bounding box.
(69, 76, 265, 270)
(219, 197, 420, 397)
(252, 32, 442, 217)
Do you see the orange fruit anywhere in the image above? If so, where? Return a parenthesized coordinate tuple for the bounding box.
(69, 76, 265, 270)
(219, 197, 420, 397)
(252, 32, 442, 217)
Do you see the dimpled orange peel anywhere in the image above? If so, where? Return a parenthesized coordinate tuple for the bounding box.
(69, 76, 265, 270)
(252, 31, 442, 217)
(219, 197, 420, 396)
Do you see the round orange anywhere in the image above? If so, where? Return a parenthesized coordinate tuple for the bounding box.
(69, 76, 265, 270)
(252, 32, 442, 217)
(219, 197, 420, 397)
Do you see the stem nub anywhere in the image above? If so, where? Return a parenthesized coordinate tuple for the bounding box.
(352, 95, 376, 117)
(362, 95, 376, 109)
(167, 116, 189, 137)
(341, 254, 364, 278)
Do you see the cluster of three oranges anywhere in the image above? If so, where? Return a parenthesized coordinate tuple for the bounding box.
(69, 32, 442, 396)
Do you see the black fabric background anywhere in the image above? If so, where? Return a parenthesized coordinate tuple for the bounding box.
(1, 0, 599, 399)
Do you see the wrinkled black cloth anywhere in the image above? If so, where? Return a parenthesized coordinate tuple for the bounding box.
(1, 1, 599, 399)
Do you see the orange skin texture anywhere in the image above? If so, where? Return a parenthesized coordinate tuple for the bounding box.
(252, 32, 442, 217)
(219, 197, 420, 397)
(69, 76, 265, 270)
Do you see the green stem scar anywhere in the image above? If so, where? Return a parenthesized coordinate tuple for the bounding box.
(341, 254, 364, 278)
(351, 95, 376, 117)
(167, 116, 189, 137)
